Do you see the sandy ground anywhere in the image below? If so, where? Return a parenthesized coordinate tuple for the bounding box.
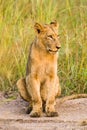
(0, 92, 87, 130)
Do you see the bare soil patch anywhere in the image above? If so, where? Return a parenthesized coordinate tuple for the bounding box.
(0, 92, 87, 130)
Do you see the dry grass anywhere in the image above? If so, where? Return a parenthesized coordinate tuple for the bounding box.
(0, 0, 87, 95)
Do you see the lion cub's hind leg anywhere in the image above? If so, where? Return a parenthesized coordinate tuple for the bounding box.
(17, 78, 32, 114)
(17, 78, 31, 102)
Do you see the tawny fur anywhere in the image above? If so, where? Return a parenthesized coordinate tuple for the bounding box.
(17, 21, 61, 117)
(59, 94, 87, 103)
(17, 21, 87, 117)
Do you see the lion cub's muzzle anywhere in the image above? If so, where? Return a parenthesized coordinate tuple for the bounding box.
(47, 46, 61, 53)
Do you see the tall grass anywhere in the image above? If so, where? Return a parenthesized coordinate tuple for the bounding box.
(0, 0, 87, 95)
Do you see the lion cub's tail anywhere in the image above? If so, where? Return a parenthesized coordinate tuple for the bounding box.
(16, 78, 31, 102)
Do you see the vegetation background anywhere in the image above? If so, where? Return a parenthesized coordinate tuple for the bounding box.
(0, 0, 87, 96)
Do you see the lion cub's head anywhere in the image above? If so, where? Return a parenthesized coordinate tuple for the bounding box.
(34, 21, 61, 54)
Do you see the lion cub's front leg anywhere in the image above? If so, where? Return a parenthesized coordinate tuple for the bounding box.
(45, 78, 58, 117)
(26, 75, 42, 117)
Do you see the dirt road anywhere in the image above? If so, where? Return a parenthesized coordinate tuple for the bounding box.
(0, 93, 87, 130)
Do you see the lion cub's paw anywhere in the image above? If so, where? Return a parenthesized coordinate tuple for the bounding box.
(46, 111, 58, 117)
(30, 111, 42, 117)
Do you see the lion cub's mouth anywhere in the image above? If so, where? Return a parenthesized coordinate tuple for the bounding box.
(48, 48, 58, 53)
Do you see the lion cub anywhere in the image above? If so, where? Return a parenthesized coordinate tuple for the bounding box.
(17, 21, 61, 117)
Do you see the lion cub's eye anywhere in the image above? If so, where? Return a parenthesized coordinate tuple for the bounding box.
(47, 35, 53, 39)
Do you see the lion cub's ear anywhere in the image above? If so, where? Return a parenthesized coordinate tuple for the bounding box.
(34, 23, 44, 34)
(50, 20, 59, 30)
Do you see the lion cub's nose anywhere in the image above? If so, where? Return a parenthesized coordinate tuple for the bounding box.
(56, 46, 61, 49)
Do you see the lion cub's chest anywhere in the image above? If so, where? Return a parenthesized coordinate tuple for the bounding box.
(34, 58, 57, 82)
(39, 61, 52, 75)
(29, 43, 58, 82)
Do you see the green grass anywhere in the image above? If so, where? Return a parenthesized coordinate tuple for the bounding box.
(0, 0, 87, 95)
